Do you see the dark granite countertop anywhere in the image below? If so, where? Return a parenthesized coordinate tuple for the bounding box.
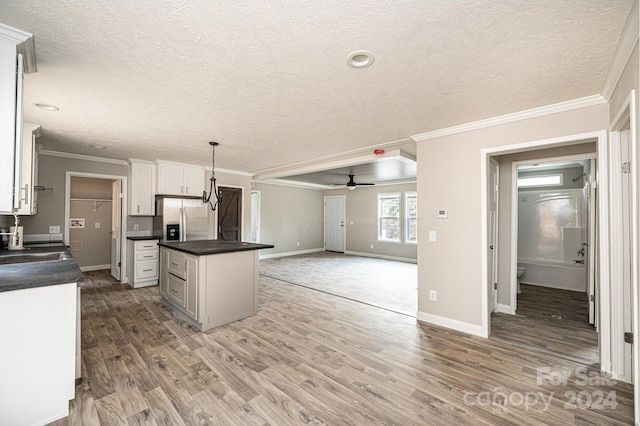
(158, 239, 274, 256)
(127, 235, 161, 241)
(0, 246, 85, 292)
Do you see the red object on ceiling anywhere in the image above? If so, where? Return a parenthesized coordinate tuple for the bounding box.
(373, 149, 385, 156)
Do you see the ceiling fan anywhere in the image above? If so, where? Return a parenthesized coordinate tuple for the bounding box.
(345, 174, 374, 191)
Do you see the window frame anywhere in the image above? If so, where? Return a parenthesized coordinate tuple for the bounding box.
(517, 173, 564, 188)
(405, 191, 418, 244)
(377, 192, 401, 243)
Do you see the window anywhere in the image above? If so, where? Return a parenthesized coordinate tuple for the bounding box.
(405, 192, 417, 243)
(378, 193, 400, 242)
(517, 173, 563, 188)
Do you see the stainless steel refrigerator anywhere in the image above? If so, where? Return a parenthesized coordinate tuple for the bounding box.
(153, 196, 209, 241)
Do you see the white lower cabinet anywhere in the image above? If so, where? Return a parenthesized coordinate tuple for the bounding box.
(0, 282, 77, 425)
(127, 239, 159, 288)
(159, 247, 198, 321)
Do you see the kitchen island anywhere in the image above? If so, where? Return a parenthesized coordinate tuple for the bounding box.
(158, 239, 273, 331)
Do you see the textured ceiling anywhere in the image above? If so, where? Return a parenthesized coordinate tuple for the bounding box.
(0, 1, 634, 176)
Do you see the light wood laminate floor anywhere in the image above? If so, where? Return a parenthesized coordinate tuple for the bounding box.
(49, 271, 633, 425)
(492, 284, 599, 366)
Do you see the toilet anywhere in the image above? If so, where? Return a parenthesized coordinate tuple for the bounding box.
(516, 266, 526, 294)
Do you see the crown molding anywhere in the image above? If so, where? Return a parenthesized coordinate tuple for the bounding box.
(39, 150, 128, 165)
(204, 166, 253, 177)
(601, 0, 639, 101)
(253, 179, 333, 190)
(0, 23, 37, 73)
(251, 138, 414, 177)
(253, 149, 415, 181)
(411, 95, 606, 142)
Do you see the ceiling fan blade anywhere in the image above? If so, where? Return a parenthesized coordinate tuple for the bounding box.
(355, 182, 375, 186)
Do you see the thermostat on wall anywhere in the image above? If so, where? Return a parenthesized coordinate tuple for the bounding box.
(437, 209, 448, 219)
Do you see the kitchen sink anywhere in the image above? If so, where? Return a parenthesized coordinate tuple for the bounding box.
(0, 251, 71, 265)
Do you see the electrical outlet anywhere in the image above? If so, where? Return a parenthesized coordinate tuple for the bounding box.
(95, 222, 100, 229)
(429, 231, 437, 242)
(133, 224, 140, 231)
(296, 241, 300, 247)
(370, 244, 374, 249)
(49, 225, 60, 234)
(429, 290, 437, 301)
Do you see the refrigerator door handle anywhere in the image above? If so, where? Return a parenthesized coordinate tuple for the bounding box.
(180, 207, 186, 241)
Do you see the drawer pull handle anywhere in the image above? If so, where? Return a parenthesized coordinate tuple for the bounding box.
(171, 288, 178, 293)
(143, 269, 152, 272)
(171, 262, 179, 266)
(143, 255, 153, 258)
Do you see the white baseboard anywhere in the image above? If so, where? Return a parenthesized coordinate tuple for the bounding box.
(344, 251, 417, 264)
(79, 264, 111, 272)
(259, 248, 324, 260)
(417, 311, 486, 337)
(496, 303, 515, 315)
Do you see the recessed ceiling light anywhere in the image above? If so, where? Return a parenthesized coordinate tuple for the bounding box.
(347, 51, 374, 68)
(33, 103, 59, 111)
(90, 144, 106, 149)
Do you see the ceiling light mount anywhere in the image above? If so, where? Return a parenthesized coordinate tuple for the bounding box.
(347, 51, 374, 68)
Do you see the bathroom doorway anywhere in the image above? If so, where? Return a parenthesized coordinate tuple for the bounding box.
(503, 155, 598, 364)
(483, 137, 604, 366)
(514, 156, 596, 312)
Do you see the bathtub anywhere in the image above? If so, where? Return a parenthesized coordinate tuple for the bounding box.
(518, 259, 586, 292)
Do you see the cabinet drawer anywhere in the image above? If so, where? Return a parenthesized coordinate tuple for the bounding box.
(135, 240, 158, 250)
(167, 273, 186, 306)
(167, 250, 186, 278)
(136, 250, 158, 261)
(136, 259, 158, 280)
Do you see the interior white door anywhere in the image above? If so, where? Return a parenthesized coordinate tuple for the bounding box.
(488, 159, 499, 313)
(110, 180, 121, 280)
(324, 196, 345, 252)
(250, 191, 260, 243)
(586, 160, 597, 325)
(620, 129, 633, 384)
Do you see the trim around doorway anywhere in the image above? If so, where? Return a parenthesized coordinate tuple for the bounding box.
(480, 130, 609, 364)
(64, 172, 128, 283)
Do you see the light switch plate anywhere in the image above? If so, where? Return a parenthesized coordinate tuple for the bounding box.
(95, 222, 100, 229)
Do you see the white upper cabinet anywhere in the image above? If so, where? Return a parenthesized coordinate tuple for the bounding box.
(0, 24, 36, 214)
(128, 159, 155, 216)
(14, 123, 40, 215)
(155, 160, 205, 197)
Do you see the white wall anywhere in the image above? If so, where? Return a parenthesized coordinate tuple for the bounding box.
(19, 153, 131, 235)
(324, 183, 417, 261)
(253, 182, 324, 256)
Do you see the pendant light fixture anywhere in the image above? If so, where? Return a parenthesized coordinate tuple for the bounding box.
(203, 141, 221, 211)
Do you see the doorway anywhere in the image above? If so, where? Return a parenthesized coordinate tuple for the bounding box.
(64, 172, 126, 281)
(492, 155, 599, 364)
(480, 131, 609, 358)
(324, 196, 345, 253)
(218, 186, 242, 241)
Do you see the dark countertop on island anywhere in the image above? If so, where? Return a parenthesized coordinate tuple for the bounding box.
(0, 246, 85, 292)
(127, 235, 161, 241)
(158, 239, 274, 256)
